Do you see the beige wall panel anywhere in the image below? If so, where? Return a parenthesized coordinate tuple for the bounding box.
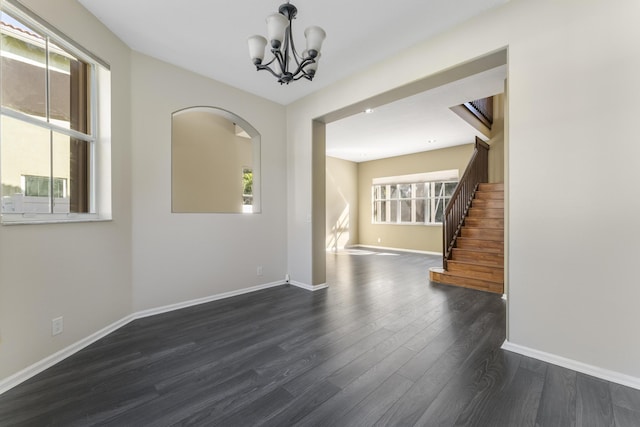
(172, 112, 252, 213)
(326, 156, 358, 251)
(488, 93, 505, 183)
(358, 144, 474, 252)
(131, 53, 287, 312)
(287, 0, 640, 380)
(0, 0, 133, 382)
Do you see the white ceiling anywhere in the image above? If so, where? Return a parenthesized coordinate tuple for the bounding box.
(326, 65, 507, 162)
(78, 0, 509, 161)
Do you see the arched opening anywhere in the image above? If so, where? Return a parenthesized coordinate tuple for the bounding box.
(171, 106, 261, 214)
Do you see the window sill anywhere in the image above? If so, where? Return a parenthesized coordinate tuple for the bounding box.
(1, 213, 112, 225)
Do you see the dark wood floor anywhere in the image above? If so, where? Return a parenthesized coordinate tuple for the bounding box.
(1, 249, 639, 426)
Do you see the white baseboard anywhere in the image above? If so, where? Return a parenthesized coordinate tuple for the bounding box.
(353, 244, 442, 256)
(5, 290, 639, 396)
(289, 280, 328, 291)
(0, 314, 136, 395)
(135, 280, 285, 319)
(0, 280, 287, 396)
(501, 340, 640, 391)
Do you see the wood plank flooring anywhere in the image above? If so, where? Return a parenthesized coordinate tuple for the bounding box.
(1, 249, 639, 426)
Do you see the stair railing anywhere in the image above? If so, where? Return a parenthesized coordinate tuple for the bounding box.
(442, 137, 489, 270)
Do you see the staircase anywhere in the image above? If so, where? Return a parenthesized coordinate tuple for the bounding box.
(430, 182, 504, 294)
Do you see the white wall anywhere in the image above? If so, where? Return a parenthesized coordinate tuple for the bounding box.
(0, 0, 133, 380)
(131, 53, 287, 311)
(288, 0, 640, 380)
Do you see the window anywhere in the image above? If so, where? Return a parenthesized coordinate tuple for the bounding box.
(242, 167, 253, 213)
(371, 170, 458, 225)
(23, 175, 67, 198)
(0, 1, 111, 224)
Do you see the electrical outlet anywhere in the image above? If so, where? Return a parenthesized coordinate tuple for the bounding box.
(52, 317, 63, 336)
(257, 266, 263, 276)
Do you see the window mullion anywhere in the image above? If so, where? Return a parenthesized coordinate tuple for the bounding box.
(430, 183, 435, 223)
(411, 183, 416, 223)
(45, 38, 54, 213)
(386, 184, 391, 223)
(45, 37, 51, 123)
(422, 182, 427, 224)
(48, 131, 53, 213)
(0, 108, 94, 142)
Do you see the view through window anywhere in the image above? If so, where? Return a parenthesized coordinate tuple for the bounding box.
(0, 2, 109, 222)
(372, 171, 458, 225)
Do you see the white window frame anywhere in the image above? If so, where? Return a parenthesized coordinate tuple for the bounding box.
(371, 170, 459, 226)
(0, 0, 111, 225)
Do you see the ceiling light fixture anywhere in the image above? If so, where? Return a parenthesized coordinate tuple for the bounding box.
(247, 2, 326, 85)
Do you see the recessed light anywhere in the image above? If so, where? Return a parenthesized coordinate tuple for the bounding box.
(364, 108, 374, 114)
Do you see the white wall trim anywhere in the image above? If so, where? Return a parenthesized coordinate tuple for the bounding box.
(502, 340, 640, 391)
(0, 280, 287, 396)
(0, 314, 136, 395)
(135, 280, 285, 319)
(353, 244, 442, 256)
(290, 280, 328, 291)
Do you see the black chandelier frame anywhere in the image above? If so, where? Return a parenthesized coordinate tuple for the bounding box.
(252, 3, 319, 85)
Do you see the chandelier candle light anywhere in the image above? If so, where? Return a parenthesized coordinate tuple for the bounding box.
(248, 2, 326, 84)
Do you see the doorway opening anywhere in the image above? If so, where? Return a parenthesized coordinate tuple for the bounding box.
(314, 49, 508, 287)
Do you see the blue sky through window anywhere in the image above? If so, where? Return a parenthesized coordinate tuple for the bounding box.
(1, 11, 37, 35)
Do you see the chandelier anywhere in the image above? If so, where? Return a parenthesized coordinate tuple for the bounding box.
(247, 2, 326, 85)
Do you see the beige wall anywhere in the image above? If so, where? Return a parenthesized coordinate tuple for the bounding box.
(326, 156, 358, 251)
(131, 52, 287, 312)
(0, 0, 133, 381)
(488, 93, 505, 183)
(3, 0, 640, 392)
(1, 1, 288, 385)
(287, 0, 640, 380)
(358, 144, 474, 253)
(311, 121, 326, 285)
(172, 112, 252, 213)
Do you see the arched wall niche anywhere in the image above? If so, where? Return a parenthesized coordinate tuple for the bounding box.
(171, 106, 261, 213)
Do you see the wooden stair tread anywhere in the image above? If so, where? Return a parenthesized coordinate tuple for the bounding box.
(478, 182, 503, 191)
(474, 191, 504, 200)
(429, 267, 503, 294)
(432, 267, 503, 284)
(450, 250, 504, 266)
(472, 199, 504, 209)
(446, 261, 504, 281)
(460, 228, 503, 241)
(455, 237, 504, 253)
(461, 226, 504, 233)
(467, 208, 503, 219)
(464, 218, 504, 229)
(438, 182, 504, 295)
(462, 224, 504, 231)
